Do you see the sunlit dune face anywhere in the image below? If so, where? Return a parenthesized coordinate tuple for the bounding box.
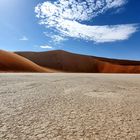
(0, 50, 48, 72)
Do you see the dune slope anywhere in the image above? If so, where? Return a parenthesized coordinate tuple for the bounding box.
(16, 50, 140, 73)
(0, 50, 48, 72)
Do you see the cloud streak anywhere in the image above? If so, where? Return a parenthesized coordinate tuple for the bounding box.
(40, 45, 53, 49)
(57, 20, 137, 43)
(35, 0, 138, 43)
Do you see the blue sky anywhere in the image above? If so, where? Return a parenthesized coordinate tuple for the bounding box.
(0, 0, 140, 60)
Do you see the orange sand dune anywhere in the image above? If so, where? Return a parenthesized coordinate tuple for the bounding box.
(0, 50, 48, 72)
(16, 50, 140, 73)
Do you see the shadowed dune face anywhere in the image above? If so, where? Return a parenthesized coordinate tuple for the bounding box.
(16, 50, 140, 73)
(0, 50, 48, 72)
(1, 49, 140, 73)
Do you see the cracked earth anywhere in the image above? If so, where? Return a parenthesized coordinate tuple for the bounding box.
(0, 73, 140, 140)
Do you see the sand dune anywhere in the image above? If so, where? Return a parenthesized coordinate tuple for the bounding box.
(16, 50, 140, 73)
(0, 50, 48, 72)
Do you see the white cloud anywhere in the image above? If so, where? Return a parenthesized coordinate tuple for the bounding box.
(44, 32, 67, 43)
(56, 20, 137, 43)
(35, 0, 127, 21)
(52, 35, 66, 43)
(19, 36, 28, 41)
(35, 0, 138, 43)
(40, 45, 53, 49)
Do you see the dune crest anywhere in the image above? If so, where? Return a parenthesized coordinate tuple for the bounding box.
(16, 50, 140, 73)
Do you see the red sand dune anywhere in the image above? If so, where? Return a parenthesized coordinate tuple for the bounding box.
(16, 50, 140, 73)
(0, 50, 48, 72)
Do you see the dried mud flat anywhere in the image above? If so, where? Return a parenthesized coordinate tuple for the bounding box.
(0, 73, 140, 140)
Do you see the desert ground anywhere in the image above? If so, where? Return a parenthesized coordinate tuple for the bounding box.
(0, 73, 140, 140)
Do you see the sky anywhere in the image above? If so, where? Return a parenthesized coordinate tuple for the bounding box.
(0, 0, 140, 60)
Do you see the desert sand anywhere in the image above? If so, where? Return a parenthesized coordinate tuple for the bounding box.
(1, 49, 140, 73)
(16, 50, 140, 73)
(0, 73, 140, 140)
(0, 50, 48, 72)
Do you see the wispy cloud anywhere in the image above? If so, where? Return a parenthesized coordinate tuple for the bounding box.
(19, 36, 28, 41)
(35, 0, 138, 43)
(55, 20, 137, 43)
(40, 45, 54, 49)
(52, 35, 66, 43)
(44, 32, 66, 44)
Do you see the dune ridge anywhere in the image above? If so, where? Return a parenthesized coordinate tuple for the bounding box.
(1, 49, 140, 73)
(0, 50, 48, 72)
(16, 50, 140, 73)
